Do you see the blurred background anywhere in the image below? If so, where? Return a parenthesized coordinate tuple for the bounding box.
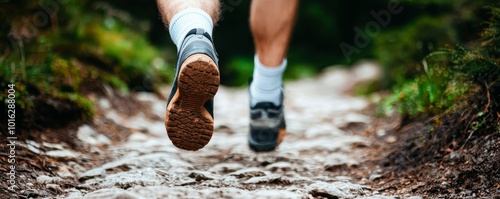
(1, 0, 499, 131)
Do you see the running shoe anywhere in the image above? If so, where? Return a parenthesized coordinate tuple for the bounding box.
(165, 28, 219, 151)
(248, 85, 286, 151)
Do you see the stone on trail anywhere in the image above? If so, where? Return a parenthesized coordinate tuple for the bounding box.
(46, 149, 81, 161)
(229, 168, 267, 178)
(83, 188, 145, 199)
(307, 181, 366, 199)
(208, 162, 244, 174)
(79, 168, 106, 182)
(96, 168, 166, 189)
(126, 132, 149, 142)
(121, 186, 304, 199)
(334, 112, 372, 129)
(242, 175, 291, 185)
(25, 140, 41, 154)
(358, 195, 398, 199)
(64, 188, 84, 199)
(78, 153, 193, 184)
(265, 161, 293, 172)
(36, 175, 62, 184)
(188, 171, 219, 181)
(135, 92, 166, 119)
(77, 124, 111, 145)
(324, 153, 359, 171)
(304, 124, 346, 138)
(45, 184, 63, 192)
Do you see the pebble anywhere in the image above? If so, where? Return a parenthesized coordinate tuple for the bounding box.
(265, 162, 293, 172)
(208, 163, 244, 174)
(80, 153, 192, 178)
(46, 184, 63, 192)
(77, 124, 111, 145)
(46, 150, 79, 160)
(25, 140, 41, 154)
(324, 153, 359, 171)
(307, 181, 365, 199)
(22, 189, 39, 198)
(369, 173, 383, 181)
(188, 171, 217, 181)
(98, 98, 111, 109)
(229, 168, 266, 178)
(385, 135, 397, 143)
(84, 188, 145, 199)
(243, 175, 291, 185)
(65, 189, 84, 199)
(37, 175, 62, 184)
(56, 167, 75, 178)
(449, 151, 460, 159)
(105, 110, 124, 124)
(335, 113, 372, 128)
(127, 132, 149, 142)
(376, 129, 387, 137)
(97, 168, 165, 189)
(79, 167, 105, 182)
(42, 142, 65, 150)
(304, 124, 345, 138)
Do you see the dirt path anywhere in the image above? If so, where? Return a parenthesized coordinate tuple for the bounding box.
(7, 63, 421, 198)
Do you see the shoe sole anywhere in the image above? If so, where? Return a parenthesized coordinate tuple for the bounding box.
(166, 54, 220, 151)
(249, 128, 286, 152)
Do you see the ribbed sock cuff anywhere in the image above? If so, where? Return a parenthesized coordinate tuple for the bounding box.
(169, 8, 213, 51)
(250, 54, 287, 106)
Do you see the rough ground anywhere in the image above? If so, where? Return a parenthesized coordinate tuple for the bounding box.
(2, 63, 425, 198)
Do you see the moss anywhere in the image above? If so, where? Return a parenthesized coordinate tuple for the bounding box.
(50, 57, 84, 92)
(103, 74, 129, 94)
(1, 1, 175, 130)
(64, 93, 95, 117)
(68, 16, 172, 90)
(354, 79, 382, 96)
(383, 6, 500, 117)
(382, 64, 472, 117)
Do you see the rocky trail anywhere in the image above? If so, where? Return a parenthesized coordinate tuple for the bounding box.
(2, 64, 424, 198)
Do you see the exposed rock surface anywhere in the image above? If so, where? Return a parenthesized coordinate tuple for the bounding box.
(11, 64, 422, 198)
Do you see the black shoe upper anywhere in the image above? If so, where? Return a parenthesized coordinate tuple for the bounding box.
(248, 87, 286, 151)
(167, 28, 218, 117)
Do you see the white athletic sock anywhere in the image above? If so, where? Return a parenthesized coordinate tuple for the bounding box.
(169, 8, 214, 51)
(250, 54, 287, 107)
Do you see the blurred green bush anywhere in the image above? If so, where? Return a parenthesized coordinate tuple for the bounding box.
(382, 5, 500, 117)
(1, 0, 171, 122)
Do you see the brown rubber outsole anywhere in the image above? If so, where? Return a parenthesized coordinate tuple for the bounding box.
(165, 54, 220, 151)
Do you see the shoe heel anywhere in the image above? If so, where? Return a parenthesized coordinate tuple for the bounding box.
(166, 54, 220, 151)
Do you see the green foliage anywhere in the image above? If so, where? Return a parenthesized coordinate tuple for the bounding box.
(372, 0, 498, 89)
(224, 57, 254, 86)
(382, 62, 471, 116)
(70, 17, 170, 86)
(285, 62, 317, 80)
(224, 56, 317, 86)
(0, 1, 172, 118)
(383, 6, 500, 117)
(374, 16, 458, 86)
(479, 6, 500, 64)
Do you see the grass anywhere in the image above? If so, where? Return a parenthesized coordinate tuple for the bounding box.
(382, 6, 500, 118)
(0, 1, 172, 130)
